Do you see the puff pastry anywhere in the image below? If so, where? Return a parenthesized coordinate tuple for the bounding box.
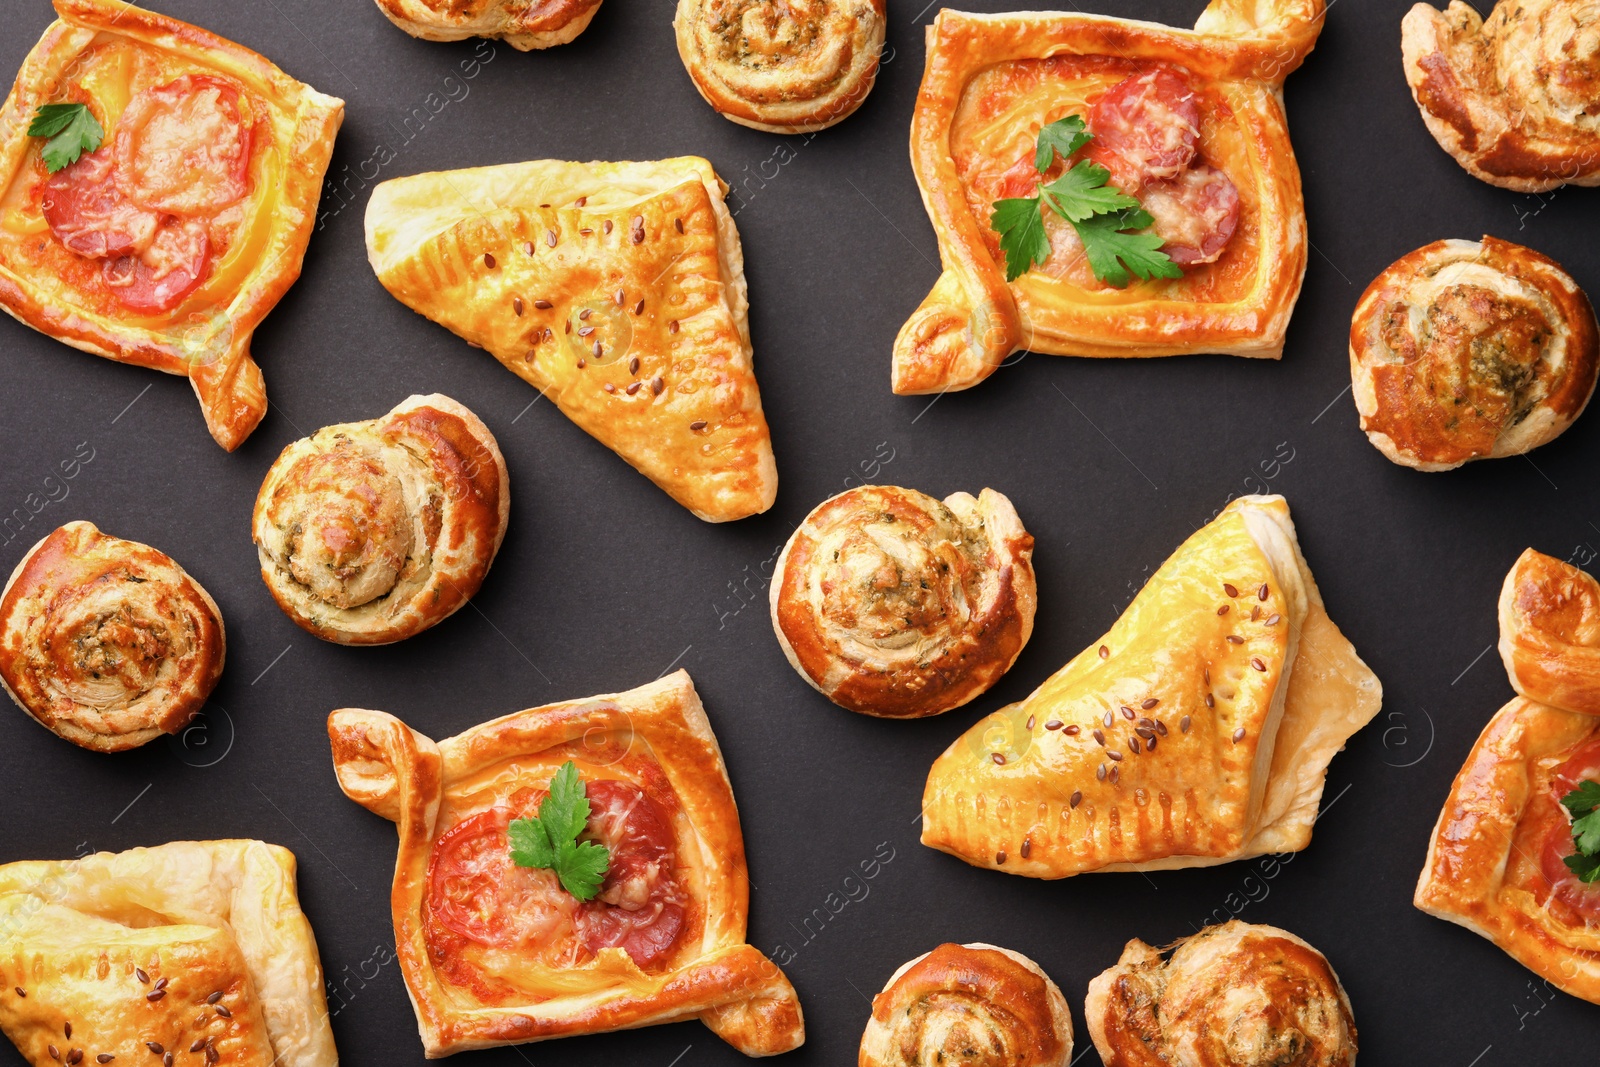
(893, 0, 1323, 394)
(859, 943, 1072, 1067)
(373, 0, 603, 50)
(1085, 921, 1357, 1066)
(1402, 0, 1600, 192)
(1417, 550, 1600, 1003)
(921, 495, 1382, 877)
(252, 394, 508, 646)
(1499, 548, 1600, 714)
(0, 521, 224, 752)
(1349, 236, 1599, 471)
(366, 158, 777, 523)
(0, 0, 343, 451)
(327, 670, 805, 1056)
(0, 840, 336, 1067)
(770, 485, 1035, 718)
(674, 0, 886, 133)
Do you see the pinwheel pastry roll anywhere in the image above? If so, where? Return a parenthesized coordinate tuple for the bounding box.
(1085, 921, 1357, 1066)
(859, 943, 1072, 1067)
(1499, 548, 1600, 715)
(252, 393, 509, 645)
(0, 0, 343, 450)
(1349, 237, 1599, 470)
(0, 521, 224, 752)
(893, 0, 1324, 394)
(674, 0, 887, 133)
(921, 495, 1382, 877)
(770, 485, 1035, 717)
(365, 158, 776, 523)
(0, 840, 337, 1067)
(1402, 0, 1600, 191)
(372, 0, 603, 50)
(327, 670, 804, 1056)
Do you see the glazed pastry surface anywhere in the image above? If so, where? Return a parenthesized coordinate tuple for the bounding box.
(0, 0, 343, 450)
(674, 0, 886, 133)
(373, 0, 603, 49)
(921, 495, 1382, 877)
(1349, 236, 1599, 470)
(1085, 920, 1358, 1066)
(0, 521, 224, 752)
(859, 942, 1072, 1067)
(0, 840, 337, 1067)
(327, 671, 805, 1056)
(770, 485, 1036, 718)
(1402, 0, 1600, 191)
(1499, 548, 1600, 715)
(365, 158, 776, 523)
(253, 394, 508, 646)
(893, 0, 1322, 394)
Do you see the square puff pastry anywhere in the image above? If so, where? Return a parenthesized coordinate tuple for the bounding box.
(0, 840, 337, 1067)
(0, 0, 344, 451)
(893, 0, 1322, 394)
(327, 670, 804, 1057)
(365, 158, 777, 523)
(922, 495, 1383, 877)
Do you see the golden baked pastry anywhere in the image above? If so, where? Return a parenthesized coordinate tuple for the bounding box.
(673, 0, 887, 133)
(366, 158, 777, 523)
(252, 394, 509, 646)
(859, 943, 1072, 1067)
(0, 0, 343, 451)
(1402, 0, 1600, 192)
(372, 0, 602, 49)
(1500, 548, 1600, 715)
(327, 670, 805, 1056)
(0, 840, 337, 1067)
(1349, 236, 1599, 471)
(1085, 920, 1358, 1066)
(0, 520, 224, 752)
(921, 495, 1382, 877)
(893, 0, 1324, 394)
(770, 485, 1036, 718)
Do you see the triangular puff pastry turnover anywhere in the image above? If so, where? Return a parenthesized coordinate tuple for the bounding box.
(922, 495, 1382, 877)
(365, 158, 777, 523)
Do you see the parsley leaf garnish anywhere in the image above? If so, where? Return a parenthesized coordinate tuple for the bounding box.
(508, 761, 611, 902)
(27, 103, 103, 173)
(990, 113, 1179, 288)
(1561, 780, 1600, 883)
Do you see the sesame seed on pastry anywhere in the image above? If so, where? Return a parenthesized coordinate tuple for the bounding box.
(252, 393, 509, 646)
(0, 521, 225, 753)
(371, 0, 603, 50)
(770, 485, 1036, 718)
(673, 0, 887, 134)
(859, 943, 1072, 1067)
(1348, 236, 1599, 471)
(1401, 0, 1600, 192)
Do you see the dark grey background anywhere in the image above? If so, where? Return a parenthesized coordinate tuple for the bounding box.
(1, 0, 1595, 1062)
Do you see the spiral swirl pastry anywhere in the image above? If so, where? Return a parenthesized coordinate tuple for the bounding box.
(253, 394, 509, 645)
(770, 485, 1036, 718)
(674, 0, 887, 133)
(0, 521, 225, 752)
(859, 943, 1073, 1067)
(1086, 921, 1358, 1067)
(1349, 236, 1599, 470)
(1499, 547, 1600, 715)
(1402, 0, 1600, 191)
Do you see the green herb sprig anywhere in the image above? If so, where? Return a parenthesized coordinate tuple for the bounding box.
(1561, 780, 1600, 883)
(27, 103, 103, 173)
(508, 761, 611, 902)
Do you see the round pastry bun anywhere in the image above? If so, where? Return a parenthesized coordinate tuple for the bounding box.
(769, 484, 1036, 718)
(0, 521, 225, 752)
(860, 942, 1072, 1067)
(1349, 236, 1599, 471)
(253, 393, 510, 645)
(673, 0, 887, 134)
(373, 0, 603, 51)
(1086, 920, 1357, 1066)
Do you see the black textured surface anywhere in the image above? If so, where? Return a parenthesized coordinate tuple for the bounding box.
(1, 0, 1597, 1063)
